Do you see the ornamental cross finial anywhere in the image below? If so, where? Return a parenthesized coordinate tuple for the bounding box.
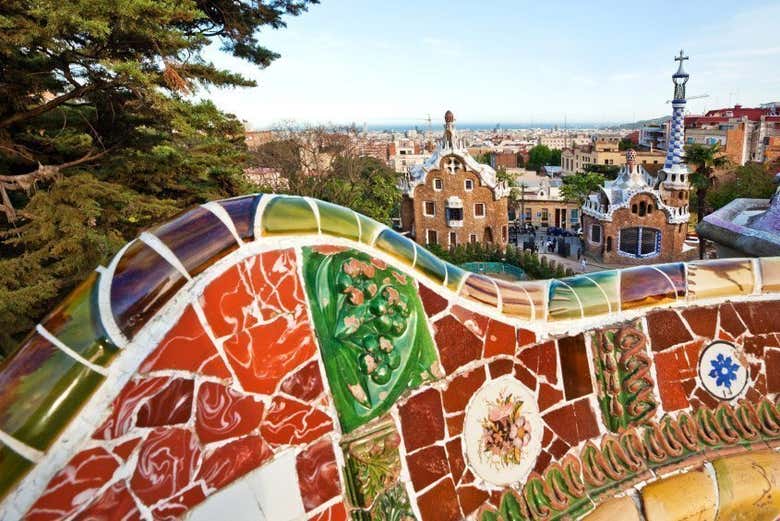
(675, 49, 688, 64)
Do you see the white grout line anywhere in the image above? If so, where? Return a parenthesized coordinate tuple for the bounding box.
(580, 274, 613, 314)
(138, 232, 192, 281)
(36, 325, 108, 376)
(0, 429, 43, 463)
(302, 196, 322, 235)
(201, 201, 243, 245)
(551, 278, 585, 319)
(649, 265, 680, 302)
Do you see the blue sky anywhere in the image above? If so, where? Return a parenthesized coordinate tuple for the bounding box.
(201, 0, 780, 129)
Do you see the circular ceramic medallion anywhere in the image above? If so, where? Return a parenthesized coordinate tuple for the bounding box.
(697, 341, 748, 400)
(463, 375, 542, 486)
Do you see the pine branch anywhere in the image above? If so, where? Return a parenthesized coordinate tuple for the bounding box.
(0, 84, 91, 130)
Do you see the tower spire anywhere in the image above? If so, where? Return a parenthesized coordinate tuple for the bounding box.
(662, 50, 690, 178)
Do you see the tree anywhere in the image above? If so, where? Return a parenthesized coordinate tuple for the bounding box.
(684, 143, 730, 258)
(250, 125, 401, 225)
(560, 172, 606, 205)
(706, 162, 777, 210)
(549, 148, 562, 166)
(618, 138, 634, 151)
(527, 145, 552, 171)
(0, 0, 318, 355)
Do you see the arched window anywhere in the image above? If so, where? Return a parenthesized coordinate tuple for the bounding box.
(619, 227, 660, 257)
(631, 204, 637, 214)
(647, 204, 653, 214)
(639, 201, 646, 216)
(678, 192, 684, 199)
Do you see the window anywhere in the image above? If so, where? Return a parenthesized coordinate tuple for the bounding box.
(631, 204, 637, 214)
(541, 208, 549, 222)
(424, 201, 435, 216)
(647, 204, 653, 214)
(619, 227, 660, 257)
(502, 226, 507, 242)
(446, 207, 463, 221)
(464, 179, 474, 191)
(433, 178, 443, 191)
(474, 203, 486, 217)
(570, 209, 579, 223)
(426, 229, 438, 245)
(639, 201, 646, 216)
(590, 223, 602, 243)
(469, 233, 478, 244)
(449, 232, 457, 247)
(678, 192, 684, 199)
(524, 209, 532, 222)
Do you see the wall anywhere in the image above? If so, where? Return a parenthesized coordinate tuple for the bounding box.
(0, 194, 779, 521)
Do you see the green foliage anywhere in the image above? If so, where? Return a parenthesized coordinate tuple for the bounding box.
(706, 162, 777, 210)
(584, 163, 620, 178)
(0, 0, 317, 355)
(475, 152, 492, 165)
(618, 138, 634, 151)
(560, 172, 605, 204)
(527, 145, 561, 171)
(426, 242, 567, 280)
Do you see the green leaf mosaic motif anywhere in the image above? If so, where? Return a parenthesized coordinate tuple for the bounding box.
(303, 247, 439, 432)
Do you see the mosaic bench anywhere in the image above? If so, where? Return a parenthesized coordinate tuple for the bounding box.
(0, 194, 779, 520)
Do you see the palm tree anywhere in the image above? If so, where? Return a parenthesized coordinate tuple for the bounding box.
(685, 143, 730, 258)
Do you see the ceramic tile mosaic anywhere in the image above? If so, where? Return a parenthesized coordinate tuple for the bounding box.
(0, 194, 779, 521)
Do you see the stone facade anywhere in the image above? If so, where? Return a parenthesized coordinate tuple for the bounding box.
(400, 112, 510, 247)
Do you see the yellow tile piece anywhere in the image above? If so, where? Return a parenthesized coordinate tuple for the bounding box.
(584, 496, 641, 521)
(713, 450, 780, 521)
(642, 469, 716, 521)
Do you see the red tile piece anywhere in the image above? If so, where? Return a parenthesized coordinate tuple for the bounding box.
(151, 483, 206, 520)
(658, 379, 689, 411)
(647, 309, 693, 351)
(484, 319, 516, 357)
(766, 348, 780, 393)
(398, 388, 445, 452)
(309, 502, 349, 521)
(513, 362, 537, 390)
(200, 263, 256, 338)
(407, 445, 450, 491)
(198, 435, 273, 490)
(26, 447, 120, 520)
(94, 377, 171, 440)
(549, 437, 571, 459)
(434, 315, 483, 374)
(573, 398, 600, 441)
(196, 381, 265, 443)
(130, 428, 201, 506)
(113, 437, 142, 462)
(517, 328, 536, 349)
(519, 341, 558, 384)
(458, 485, 490, 517)
(139, 305, 230, 378)
(488, 358, 514, 378)
(558, 335, 591, 400)
(446, 438, 466, 484)
(417, 477, 462, 521)
(247, 249, 308, 321)
(543, 405, 578, 445)
(76, 481, 141, 521)
(260, 395, 333, 447)
(538, 382, 564, 412)
(451, 305, 489, 338)
(681, 306, 718, 340)
(419, 283, 449, 316)
(447, 413, 464, 437)
(719, 303, 747, 338)
(296, 437, 341, 512)
(136, 378, 194, 428)
(443, 367, 486, 413)
(733, 301, 780, 335)
(280, 360, 324, 402)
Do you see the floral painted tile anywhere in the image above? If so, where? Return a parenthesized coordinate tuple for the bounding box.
(697, 341, 748, 400)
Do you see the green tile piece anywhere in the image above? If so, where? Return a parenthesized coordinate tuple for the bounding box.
(374, 229, 415, 266)
(40, 272, 119, 367)
(548, 279, 584, 320)
(413, 244, 447, 285)
(0, 442, 32, 502)
(0, 333, 105, 450)
(302, 247, 439, 433)
(316, 200, 359, 240)
(445, 263, 467, 292)
(357, 214, 385, 244)
(260, 195, 318, 236)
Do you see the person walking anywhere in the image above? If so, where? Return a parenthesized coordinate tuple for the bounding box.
(580, 257, 587, 272)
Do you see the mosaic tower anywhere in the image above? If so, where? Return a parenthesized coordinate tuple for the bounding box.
(662, 50, 691, 185)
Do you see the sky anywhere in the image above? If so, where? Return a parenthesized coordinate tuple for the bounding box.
(200, 0, 780, 129)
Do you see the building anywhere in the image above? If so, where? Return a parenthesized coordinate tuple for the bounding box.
(581, 51, 696, 265)
(389, 138, 427, 173)
(399, 111, 510, 247)
(244, 130, 276, 151)
(561, 139, 666, 174)
(684, 103, 780, 165)
(510, 173, 580, 231)
(639, 123, 670, 151)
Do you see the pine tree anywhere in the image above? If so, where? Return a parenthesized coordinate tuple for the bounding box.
(0, 0, 318, 355)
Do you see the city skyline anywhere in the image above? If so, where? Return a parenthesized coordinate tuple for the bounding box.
(202, 0, 780, 130)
